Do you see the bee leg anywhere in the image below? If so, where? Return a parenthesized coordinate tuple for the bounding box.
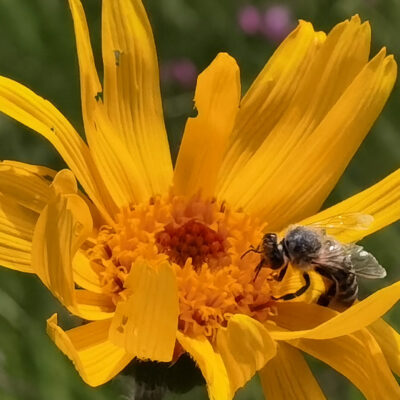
(272, 272, 310, 301)
(241, 244, 261, 259)
(314, 267, 336, 307)
(275, 264, 288, 282)
(253, 259, 266, 281)
(265, 264, 288, 282)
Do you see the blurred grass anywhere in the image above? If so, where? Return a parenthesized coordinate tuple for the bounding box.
(0, 0, 398, 399)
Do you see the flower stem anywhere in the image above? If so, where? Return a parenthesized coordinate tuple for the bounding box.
(133, 382, 167, 400)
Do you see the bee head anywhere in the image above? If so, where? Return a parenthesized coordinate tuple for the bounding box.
(261, 233, 285, 269)
(262, 233, 278, 248)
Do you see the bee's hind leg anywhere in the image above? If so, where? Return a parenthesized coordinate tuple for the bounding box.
(272, 272, 311, 301)
(317, 284, 336, 307)
(315, 267, 337, 307)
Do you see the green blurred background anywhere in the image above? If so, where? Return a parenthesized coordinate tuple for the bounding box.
(0, 0, 398, 399)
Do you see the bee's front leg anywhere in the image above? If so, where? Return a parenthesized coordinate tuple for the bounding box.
(275, 263, 288, 282)
(241, 244, 261, 259)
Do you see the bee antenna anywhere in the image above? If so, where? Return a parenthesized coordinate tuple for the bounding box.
(241, 245, 260, 259)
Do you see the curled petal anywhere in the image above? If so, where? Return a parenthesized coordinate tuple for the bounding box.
(0, 194, 36, 272)
(177, 332, 231, 400)
(31, 170, 111, 320)
(0, 161, 53, 213)
(47, 314, 132, 387)
(292, 330, 400, 399)
(216, 314, 276, 395)
(0, 76, 116, 221)
(269, 282, 400, 340)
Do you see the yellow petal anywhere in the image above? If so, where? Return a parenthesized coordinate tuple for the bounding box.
(0, 161, 52, 213)
(109, 260, 178, 361)
(102, 0, 173, 196)
(270, 301, 337, 331)
(0, 160, 53, 273)
(177, 331, 231, 400)
(0, 161, 100, 230)
(215, 314, 276, 395)
(218, 20, 326, 192)
(269, 281, 400, 340)
(32, 170, 94, 314)
(301, 168, 400, 243)
(68, 0, 102, 134)
(0, 76, 116, 221)
(47, 314, 132, 387)
(73, 250, 103, 294)
(369, 318, 400, 376)
(86, 106, 150, 207)
(174, 53, 240, 198)
(292, 329, 400, 399)
(0, 193, 36, 272)
(218, 18, 396, 230)
(51, 168, 78, 195)
(2, 160, 56, 179)
(271, 265, 327, 304)
(270, 304, 400, 398)
(69, 0, 149, 207)
(259, 342, 326, 400)
(263, 49, 396, 229)
(75, 290, 114, 321)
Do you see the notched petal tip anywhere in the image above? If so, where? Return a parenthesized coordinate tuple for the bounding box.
(292, 20, 326, 43)
(384, 53, 398, 78)
(174, 52, 240, 198)
(194, 52, 240, 109)
(350, 14, 361, 23)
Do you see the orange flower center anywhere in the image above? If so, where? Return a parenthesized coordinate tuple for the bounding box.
(155, 220, 228, 269)
(86, 195, 275, 340)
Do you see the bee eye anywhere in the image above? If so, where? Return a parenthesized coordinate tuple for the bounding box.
(264, 233, 277, 244)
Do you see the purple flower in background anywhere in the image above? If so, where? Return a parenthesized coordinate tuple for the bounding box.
(161, 59, 198, 89)
(171, 59, 197, 89)
(238, 5, 261, 35)
(262, 5, 293, 43)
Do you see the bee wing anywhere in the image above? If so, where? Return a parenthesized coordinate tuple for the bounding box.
(305, 213, 374, 235)
(311, 240, 351, 273)
(346, 244, 387, 279)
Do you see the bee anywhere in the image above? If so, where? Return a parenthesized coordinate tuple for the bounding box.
(243, 213, 387, 308)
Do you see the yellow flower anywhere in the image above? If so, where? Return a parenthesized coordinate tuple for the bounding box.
(0, 0, 399, 399)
